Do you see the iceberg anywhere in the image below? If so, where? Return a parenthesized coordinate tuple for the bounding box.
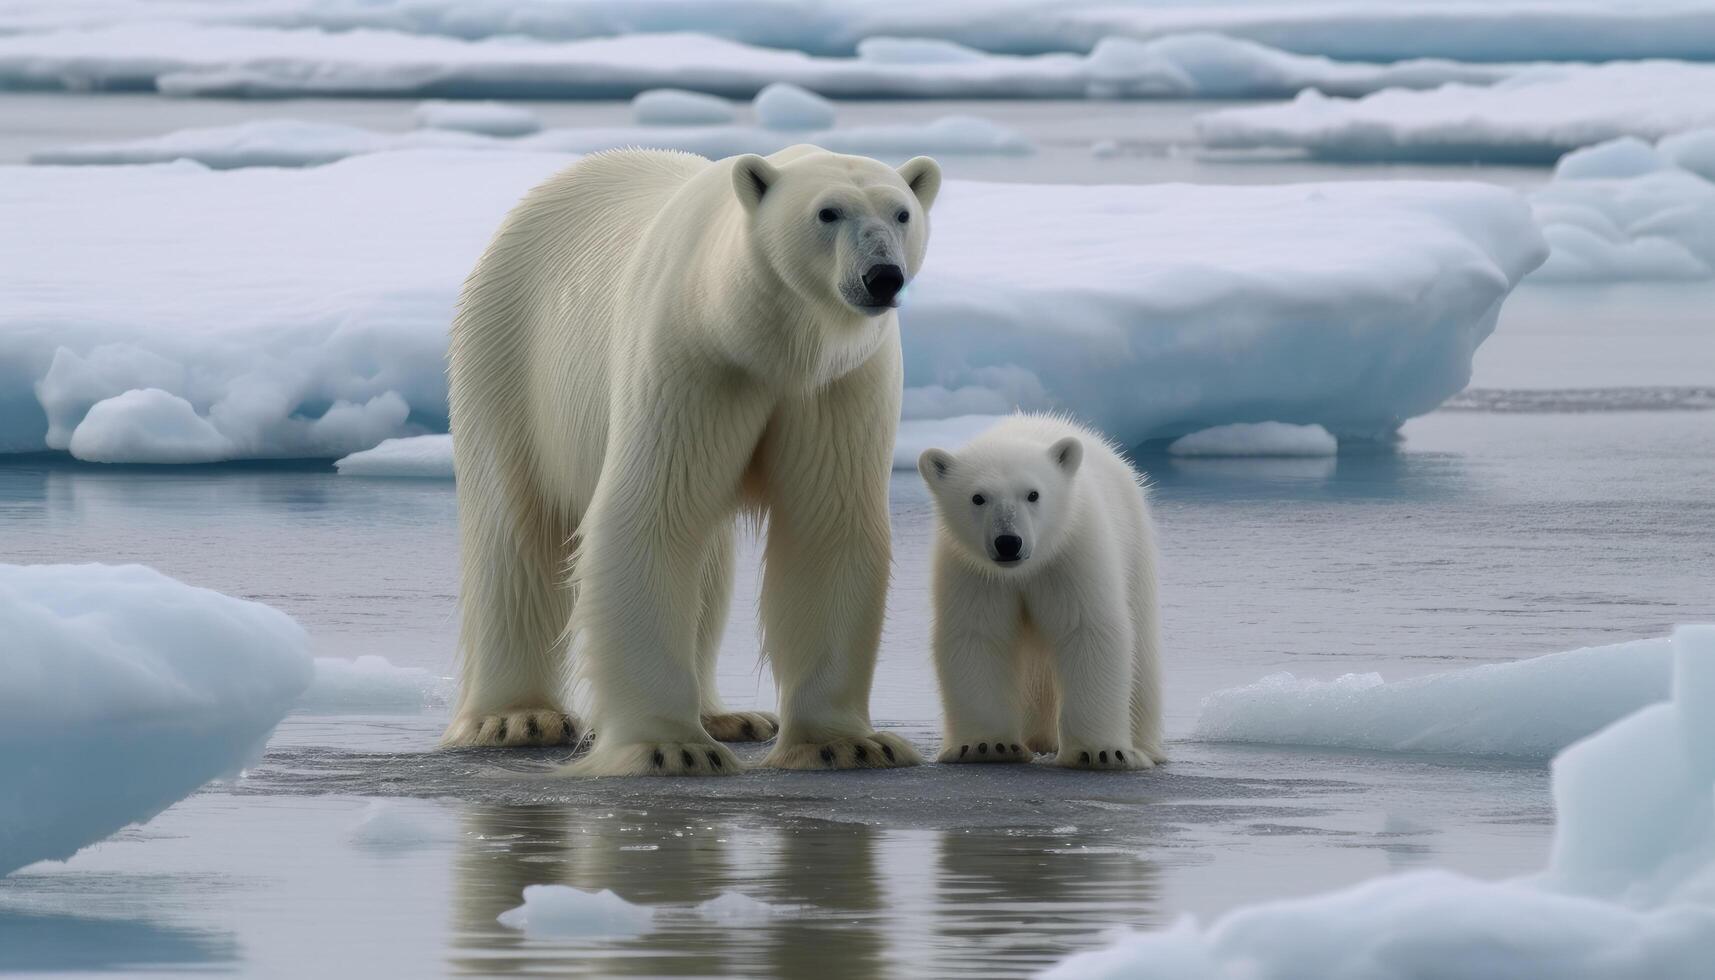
(413, 99, 540, 137)
(0, 563, 311, 876)
(1194, 636, 1673, 760)
(0, 152, 1546, 463)
(1047, 625, 1715, 979)
(5, 1, 1713, 64)
(1198, 62, 1715, 164)
(1529, 129, 1715, 282)
(0, 25, 1520, 101)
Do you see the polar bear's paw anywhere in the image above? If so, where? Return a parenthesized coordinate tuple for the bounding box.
(1053, 745, 1153, 771)
(566, 739, 742, 777)
(702, 710, 780, 743)
(442, 708, 583, 748)
(938, 739, 1033, 764)
(765, 731, 923, 770)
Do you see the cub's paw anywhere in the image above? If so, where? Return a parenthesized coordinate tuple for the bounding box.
(567, 739, 742, 777)
(765, 731, 923, 770)
(938, 738, 1033, 764)
(702, 710, 780, 743)
(1054, 745, 1152, 771)
(442, 708, 583, 748)
(1027, 736, 1059, 755)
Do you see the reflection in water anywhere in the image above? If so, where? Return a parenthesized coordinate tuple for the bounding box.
(0, 909, 238, 973)
(443, 803, 1166, 980)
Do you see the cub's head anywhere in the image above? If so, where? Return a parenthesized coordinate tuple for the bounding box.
(918, 434, 1084, 573)
(731, 148, 940, 318)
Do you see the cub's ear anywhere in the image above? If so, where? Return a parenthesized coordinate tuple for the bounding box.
(918, 448, 955, 485)
(1048, 436, 1083, 476)
(897, 156, 942, 211)
(732, 154, 780, 213)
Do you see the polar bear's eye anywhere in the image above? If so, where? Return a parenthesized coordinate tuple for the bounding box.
(972, 494, 986, 506)
(818, 208, 839, 223)
(896, 210, 910, 224)
(1027, 491, 1039, 502)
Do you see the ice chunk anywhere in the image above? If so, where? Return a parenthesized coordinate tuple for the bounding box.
(1661, 129, 1715, 182)
(28, 119, 489, 169)
(0, 563, 311, 876)
(1048, 625, 1715, 978)
(1089, 139, 1120, 158)
(334, 434, 454, 478)
(752, 83, 835, 131)
(497, 886, 655, 938)
(1194, 636, 1673, 759)
(348, 800, 454, 849)
(694, 892, 789, 923)
(1168, 422, 1336, 458)
(631, 89, 735, 126)
(0, 153, 1546, 463)
(1198, 63, 1715, 164)
(413, 100, 540, 137)
(66, 387, 234, 463)
(0, 25, 1520, 102)
(1552, 137, 1670, 181)
(297, 655, 452, 713)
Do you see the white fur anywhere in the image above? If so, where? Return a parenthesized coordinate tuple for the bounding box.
(443, 145, 940, 776)
(918, 414, 1165, 770)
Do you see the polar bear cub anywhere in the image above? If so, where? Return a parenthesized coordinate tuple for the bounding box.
(918, 414, 1165, 769)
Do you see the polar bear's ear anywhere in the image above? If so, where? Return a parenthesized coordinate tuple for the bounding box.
(897, 156, 942, 211)
(918, 448, 955, 484)
(732, 154, 780, 214)
(1049, 436, 1083, 477)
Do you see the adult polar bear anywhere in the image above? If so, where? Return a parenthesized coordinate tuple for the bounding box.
(443, 145, 939, 776)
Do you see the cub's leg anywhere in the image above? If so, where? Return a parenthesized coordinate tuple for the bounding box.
(694, 525, 779, 743)
(1029, 573, 1151, 771)
(933, 564, 1033, 764)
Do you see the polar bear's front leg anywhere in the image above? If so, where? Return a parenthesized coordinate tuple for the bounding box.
(694, 526, 780, 743)
(932, 559, 1032, 764)
(1030, 581, 1152, 771)
(757, 350, 922, 770)
(565, 382, 773, 777)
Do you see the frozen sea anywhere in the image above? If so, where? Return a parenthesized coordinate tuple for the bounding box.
(2, 94, 1713, 978)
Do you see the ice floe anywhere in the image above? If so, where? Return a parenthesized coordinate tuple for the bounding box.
(0, 25, 1521, 101)
(334, 434, 454, 478)
(1194, 636, 1673, 759)
(413, 99, 540, 137)
(1198, 62, 1715, 164)
(0, 563, 311, 876)
(297, 655, 453, 713)
(498, 886, 656, 938)
(631, 88, 737, 126)
(1, 152, 1546, 462)
(1168, 422, 1336, 458)
(1050, 625, 1715, 979)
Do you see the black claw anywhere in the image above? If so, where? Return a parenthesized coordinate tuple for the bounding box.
(708, 752, 722, 768)
(820, 747, 836, 765)
(562, 717, 575, 740)
(652, 750, 665, 768)
(883, 745, 895, 761)
(854, 744, 868, 761)
(1010, 744, 1022, 754)
(495, 721, 508, 740)
(978, 742, 989, 754)
(1116, 750, 1126, 761)
(960, 745, 969, 759)
(525, 717, 540, 739)
(1099, 751, 1109, 763)
(742, 721, 756, 740)
(681, 749, 695, 768)
(1080, 751, 1091, 764)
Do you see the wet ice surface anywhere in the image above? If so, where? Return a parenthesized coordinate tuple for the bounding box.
(3, 400, 1711, 977)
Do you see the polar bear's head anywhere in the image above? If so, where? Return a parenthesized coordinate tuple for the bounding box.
(918, 434, 1084, 572)
(731, 148, 940, 318)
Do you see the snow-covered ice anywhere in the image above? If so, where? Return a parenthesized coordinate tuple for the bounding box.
(334, 434, 454, 478)
(631, 88, 736, 126)
(1168, 422, 1336, 458)
(412, 99, 540, 137)
(31, 111, 1034, 170)
(6, 1, 1713, 64)
(1198, 62, 1715, 164)
(0, 152, 1545, 462)
(1194, 636, 1673, 759)
(297, 655, 452, 713)
(753, 83, 836, 131)
(1049, 625, 1715, 979)
(497, 886, 656, 938)
(0, 563, 310, 876)
(1529, 130, 1715, 282)
(0, 25, 1524, 101)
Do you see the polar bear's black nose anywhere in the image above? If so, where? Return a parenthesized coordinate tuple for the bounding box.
(994, 535, 1023, 560)
(862, 264, 905, 305)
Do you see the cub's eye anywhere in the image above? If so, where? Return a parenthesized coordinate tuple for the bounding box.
(896, 210, 910, 224)
(818, 208, 839, 223)
(1027, 490, 1039, 502)
(972, 494, 986, 506)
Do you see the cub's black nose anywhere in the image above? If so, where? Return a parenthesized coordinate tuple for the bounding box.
(862, 264, 905, 305)
(994, 535, 1023, 560)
